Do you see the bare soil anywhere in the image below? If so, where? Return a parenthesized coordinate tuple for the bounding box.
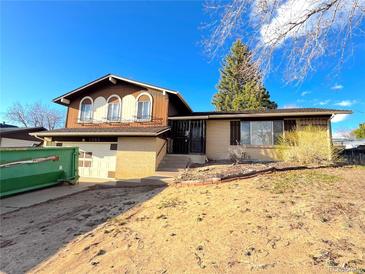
(1, 166, 365, 274)
(178, 161, 311, 181)
(0, 186, 163, 274)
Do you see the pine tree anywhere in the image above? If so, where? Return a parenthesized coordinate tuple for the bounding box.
(212, 39, 277, 111)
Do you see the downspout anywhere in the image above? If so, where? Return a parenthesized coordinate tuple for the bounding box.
(32, 134, 46, 147)
(329, 114, 334, 145)
(329, 114, 334, 162)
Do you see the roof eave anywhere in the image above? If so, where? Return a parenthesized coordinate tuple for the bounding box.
(30, 128, 170, 137)
(168, 110, 352, 120)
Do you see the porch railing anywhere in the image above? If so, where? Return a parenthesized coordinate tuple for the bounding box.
(78, 115, 163, 125)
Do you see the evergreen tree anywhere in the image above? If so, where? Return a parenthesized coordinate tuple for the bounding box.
(212, 39, 277, 111)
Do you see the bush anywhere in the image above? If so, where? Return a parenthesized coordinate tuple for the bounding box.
(228, 142, 250, 164)
(276, 126, 338, 165)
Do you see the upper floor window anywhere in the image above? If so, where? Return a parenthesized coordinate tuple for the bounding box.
(79, 97, 93, 122)
(136, 92, 152, 121)
(107, 95, 121, 122)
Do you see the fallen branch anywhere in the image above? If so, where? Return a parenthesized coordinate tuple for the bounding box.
(174, 164, 337, 187)
(0, 156, 59, 168)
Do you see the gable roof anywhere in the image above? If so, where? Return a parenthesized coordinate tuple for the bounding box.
(53, 73, 192, 112)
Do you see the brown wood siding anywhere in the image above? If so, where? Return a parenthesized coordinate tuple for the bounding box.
(65, 81, 169, 128)
(297, 117, 329, 129)
(168, 94, 191, 116)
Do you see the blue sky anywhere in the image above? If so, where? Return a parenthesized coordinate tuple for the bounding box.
(1, 1, 364, 134)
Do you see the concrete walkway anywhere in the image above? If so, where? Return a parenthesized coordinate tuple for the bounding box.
(0, 182, 94, 214)
(0, 178, 121, 215)
(0, 171, 179, 215)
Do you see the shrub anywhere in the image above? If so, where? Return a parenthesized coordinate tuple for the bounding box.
(276, 126, 338, 165)
(228, 141, 250, 164)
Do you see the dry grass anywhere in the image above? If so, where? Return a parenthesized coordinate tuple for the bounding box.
(276, 126, 337, 165)
(256, 170, 340, 194)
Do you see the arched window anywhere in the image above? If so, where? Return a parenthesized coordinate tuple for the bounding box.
(107, 95, 121, 122)
(136, 92, 152, 121)
(79, 97, 93, 122)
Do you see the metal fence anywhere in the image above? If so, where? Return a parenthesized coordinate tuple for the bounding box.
(340, 147, 365, 165)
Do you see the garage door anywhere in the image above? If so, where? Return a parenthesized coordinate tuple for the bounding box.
(63, 143, 117, 179)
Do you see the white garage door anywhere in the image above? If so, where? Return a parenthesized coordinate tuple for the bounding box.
(63, 143, 117, 179)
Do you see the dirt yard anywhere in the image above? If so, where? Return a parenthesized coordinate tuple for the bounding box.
(0, 186, 163, 274)
(177, 161, 325, 181)
(1, 166, 365, 273)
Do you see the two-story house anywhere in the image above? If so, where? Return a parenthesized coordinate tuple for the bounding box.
(32, 74, 351, 180)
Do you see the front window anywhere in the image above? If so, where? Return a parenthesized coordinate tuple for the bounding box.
(136, 94, 152, 121)
(240, 120, 283, 145)
(79, 98, 93, 122)
(107, 96, 121, 122)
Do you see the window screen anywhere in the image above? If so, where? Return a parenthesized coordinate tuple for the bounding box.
(273, 120, 284, 144)
(107, 102, 120, 121)
(230, 121, 241, 145)
(240, 121, 250, 145)
(251, 121, 272, 145)
(240, 120, 284, 145)
(80, 99, 93, 122)
(137, 101, 151, 120)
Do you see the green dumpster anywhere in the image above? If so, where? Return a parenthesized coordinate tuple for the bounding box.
(0, 147, 79, 198)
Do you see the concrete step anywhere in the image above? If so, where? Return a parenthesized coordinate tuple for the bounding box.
(163, 155, 190, 159)
(157, 167, 186, 172)
(157, 154, 190, 171)
(161, 158, 189, 164)
(159, 160, 189, 166)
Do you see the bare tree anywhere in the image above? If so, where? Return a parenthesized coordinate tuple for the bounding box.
(6, 101, 64, 130)
(203, 0, 365, 83)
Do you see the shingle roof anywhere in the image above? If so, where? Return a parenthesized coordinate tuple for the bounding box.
(0, 123, 18, 128)
(31, 126, 170, 137)
(0, 127, 45, 141)
(0, 127, 46, 134)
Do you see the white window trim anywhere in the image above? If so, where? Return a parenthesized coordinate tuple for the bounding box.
(78, 96, 94, 123)
(135, 92, 153, 121)
(241, 120, 284, 146)
(106, 94, 122, 122)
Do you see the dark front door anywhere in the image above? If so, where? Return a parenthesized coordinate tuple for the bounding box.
(170, 120, 205, 154)
(171, 120, 190, 154)
(189, 120, 205, 153)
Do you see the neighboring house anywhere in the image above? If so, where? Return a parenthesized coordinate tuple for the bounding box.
(0, 127, 46, 147)
(333, 138, 365, 149)
(31, 74, 351, 180)
(0, 122, 18, 128)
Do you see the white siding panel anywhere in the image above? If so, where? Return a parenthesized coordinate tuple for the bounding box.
(93, 97, 107, 123)
(121, 95, 136, 122)
(0, 138, 39, 147)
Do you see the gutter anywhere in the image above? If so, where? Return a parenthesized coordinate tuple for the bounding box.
(169, 111, 352, 120)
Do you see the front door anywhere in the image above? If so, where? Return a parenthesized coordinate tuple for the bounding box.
(170, 120, 205, 154)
